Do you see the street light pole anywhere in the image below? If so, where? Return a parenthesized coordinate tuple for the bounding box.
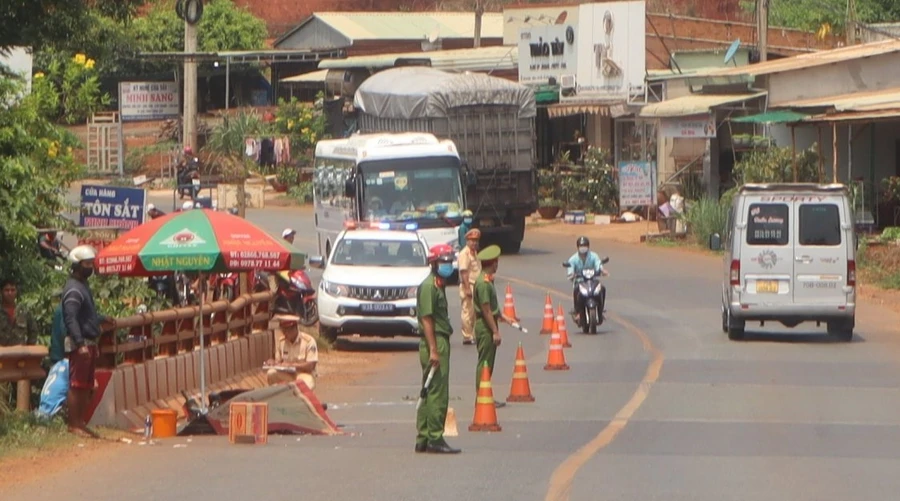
(183, 18, 199, 151)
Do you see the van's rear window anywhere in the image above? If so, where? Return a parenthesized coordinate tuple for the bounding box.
(799, 204, 841, 246)
(747, 203, 789, 245)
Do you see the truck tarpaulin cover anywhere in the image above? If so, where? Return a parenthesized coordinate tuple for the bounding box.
(353, 67, 537, 120)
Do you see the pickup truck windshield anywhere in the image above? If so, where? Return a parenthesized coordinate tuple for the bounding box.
(359, 156, 463, 222)
(331, 239, 427, 267)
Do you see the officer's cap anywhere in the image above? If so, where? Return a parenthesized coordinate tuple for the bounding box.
(276, 314, 301, 327)
(477, 244, 501, 262)
(465, 228, 481, 241)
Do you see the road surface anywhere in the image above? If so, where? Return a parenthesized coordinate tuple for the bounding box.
(13, 193, 900, 501)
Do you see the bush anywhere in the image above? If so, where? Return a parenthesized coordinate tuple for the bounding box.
(560, 147, 618, 214)
(733, 144, 820, 185)
(288, 182, 313, 204)
(682, 196, 729, 247)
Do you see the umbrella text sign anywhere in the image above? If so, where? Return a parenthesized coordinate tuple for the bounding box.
(97, 209, 305, 275)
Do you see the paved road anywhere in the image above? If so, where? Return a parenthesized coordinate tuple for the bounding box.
(17, 194, 900, 501)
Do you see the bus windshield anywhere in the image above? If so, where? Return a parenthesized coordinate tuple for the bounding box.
(359, 156, 464, 222)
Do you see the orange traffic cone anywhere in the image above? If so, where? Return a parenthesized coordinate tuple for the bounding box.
(507, 343, 535, 402)
(540, 293, 555, 335)
(503, 283, 520, 322)
(556, 304, 572, 348)
(469, 362, 502, 432)
(544, 331, 570, 371)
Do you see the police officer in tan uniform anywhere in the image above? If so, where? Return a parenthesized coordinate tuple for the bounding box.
(456, 228, 481, 345)
(266, 315, 319, 390)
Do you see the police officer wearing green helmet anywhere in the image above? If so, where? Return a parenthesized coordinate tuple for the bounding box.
(415, 243, 461, 454)
(472, 244, 514, 405)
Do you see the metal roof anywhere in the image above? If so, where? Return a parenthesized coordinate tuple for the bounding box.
(281, 12, 504, 44)
(773, 86, 900, 111)
(800, 108, 900, 124)
(695, 39, 900, 78)
(645, 67, 733, 82)
(281, 69, 330, 83)
(319, 46, 517, 73)
(136, 49, 345, 63)
(638, 92, 767, 118)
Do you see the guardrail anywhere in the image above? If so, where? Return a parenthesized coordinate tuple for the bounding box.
(0, 346, 48, 411)
(98, 291, 275, 368)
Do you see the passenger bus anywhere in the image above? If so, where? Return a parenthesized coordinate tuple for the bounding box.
(312, 132, 466, 262)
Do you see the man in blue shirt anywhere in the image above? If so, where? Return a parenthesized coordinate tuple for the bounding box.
(566, 236, 608, 323)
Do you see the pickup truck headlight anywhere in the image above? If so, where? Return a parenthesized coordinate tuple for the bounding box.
(405, 286, 418, 299)
(322, 280, 349, 297)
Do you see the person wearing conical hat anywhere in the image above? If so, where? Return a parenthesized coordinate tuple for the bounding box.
(472, 244, 514, 407)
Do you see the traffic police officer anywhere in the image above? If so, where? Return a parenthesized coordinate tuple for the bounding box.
(472, 245, 513, 406)
(415, 243, 461, 454)
(457, 228, 481, 345)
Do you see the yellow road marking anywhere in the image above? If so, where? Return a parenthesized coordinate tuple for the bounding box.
(498, 274, 664, 501)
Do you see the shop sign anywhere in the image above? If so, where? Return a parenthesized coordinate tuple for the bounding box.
(660, 114, 717, 138)
(79, 184, 147, 230)
(518, 25, 578, 84)
(617, 161, 655, 207)
(573, 1, 646, 98)
(118, 81, 180, 122)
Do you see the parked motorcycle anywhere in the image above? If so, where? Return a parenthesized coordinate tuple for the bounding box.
(211, 272, 239, 301)
(149, 275, 179, 305)
(175, 271, 199, 307)
(272, 269, 318, 326)
(562, 256, 610, 334)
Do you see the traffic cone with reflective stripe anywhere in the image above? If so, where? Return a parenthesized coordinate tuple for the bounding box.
(540, 293, 555, 335)
(556, 304, 572, 348)
(469, 362, 502, 432)
(503, 283, 520, 322)
(443, 407, 459, 436)
(544, 331, 570, 371)
(507, 343, 535, 402)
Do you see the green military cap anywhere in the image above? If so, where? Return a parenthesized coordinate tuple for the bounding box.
(477, 244, 501, 262)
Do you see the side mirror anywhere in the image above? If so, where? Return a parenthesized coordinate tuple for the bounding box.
(708, 233, 722, 251)
(309, 256, 326, 269)
(561, 262, 571, 268)
(601, 257, 610, 264)
(466, 171, 477, 187)
(344, 177, 355, 198)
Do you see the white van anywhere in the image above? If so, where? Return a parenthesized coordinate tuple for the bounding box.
(709, 183, 856, 342)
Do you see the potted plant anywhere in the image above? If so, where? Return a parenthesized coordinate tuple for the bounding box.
(751, 135, 771, 148)
(538, 198, 563, 219)
(732, 134, 751, 148)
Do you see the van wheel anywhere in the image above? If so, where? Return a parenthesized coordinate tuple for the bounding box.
(827, 319, 854, 342)
(726, 310, 745, 341)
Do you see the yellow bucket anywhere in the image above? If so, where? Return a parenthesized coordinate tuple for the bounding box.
(151, 409, 178, 438)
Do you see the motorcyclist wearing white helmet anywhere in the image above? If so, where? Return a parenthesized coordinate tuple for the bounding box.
(566, 236, 608, 322)
(282, 228, 296, 245)
(61, 245, 110, 438)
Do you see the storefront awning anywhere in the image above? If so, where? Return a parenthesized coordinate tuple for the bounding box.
(533, 84, 559, 105)
(730, 109, 810, 124)
(638, 91, 766, 118)
(546, 100, 628, 118)
(281, 69, 330, 83)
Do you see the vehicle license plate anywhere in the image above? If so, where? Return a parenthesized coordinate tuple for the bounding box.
(756, 280, 778, 293)
(361, 303, 395, 313)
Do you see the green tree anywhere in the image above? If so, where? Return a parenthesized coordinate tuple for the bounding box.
(132, 0, 268, 53)
(0, 0, 144, 53)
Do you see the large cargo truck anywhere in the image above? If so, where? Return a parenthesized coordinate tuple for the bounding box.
(352, 66, 537, 253)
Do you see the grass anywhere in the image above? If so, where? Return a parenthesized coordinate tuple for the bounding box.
(0, 411, 73, 459)
(857, 240, 900, 290)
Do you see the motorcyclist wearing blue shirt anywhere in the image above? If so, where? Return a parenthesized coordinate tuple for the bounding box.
(566, 236, 608, 322)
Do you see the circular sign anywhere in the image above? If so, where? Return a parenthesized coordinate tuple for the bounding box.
(566, 26, 575, 45)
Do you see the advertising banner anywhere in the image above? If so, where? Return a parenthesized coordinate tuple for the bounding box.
(517, 24, 579, 84)
(617, 161, 655, 207)
(660, 114, 717, 138)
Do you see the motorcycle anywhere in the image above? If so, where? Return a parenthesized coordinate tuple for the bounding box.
(175, 271, 199, 307)
(562, 257, 610, 334)
(149, 275, 179, 305)
(177, 157, 201, 200)
(272, 268, 318, 326)
(211, 272, 239, 301)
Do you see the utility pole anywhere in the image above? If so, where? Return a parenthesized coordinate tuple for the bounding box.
(846, 0, 858, 45)
(757, 0, 768, 62)
(474, 0, 484, 48)
(183, 18, 198, 151)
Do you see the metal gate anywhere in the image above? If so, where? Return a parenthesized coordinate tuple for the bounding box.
(87, 112, 123, 175)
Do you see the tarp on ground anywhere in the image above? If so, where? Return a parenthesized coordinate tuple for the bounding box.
(205, 381, 342, 436)
(353, 66, 537, 119)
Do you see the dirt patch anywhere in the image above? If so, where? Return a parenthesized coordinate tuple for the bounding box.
(527, 218, 652, 245)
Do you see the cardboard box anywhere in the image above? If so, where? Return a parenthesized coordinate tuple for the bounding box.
(229, 402, 268, 445)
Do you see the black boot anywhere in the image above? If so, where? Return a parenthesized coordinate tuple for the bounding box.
(415, 442, 427, 453)
(426, 439, 461, 454)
